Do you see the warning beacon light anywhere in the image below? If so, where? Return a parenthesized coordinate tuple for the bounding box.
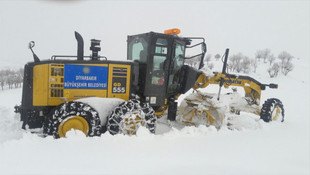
(164, 28, 181, 35)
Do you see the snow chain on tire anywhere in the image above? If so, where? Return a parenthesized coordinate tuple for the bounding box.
(107, 99, 156, 135)
(43, 101, 101, 138)
(260, 98, 284, 122)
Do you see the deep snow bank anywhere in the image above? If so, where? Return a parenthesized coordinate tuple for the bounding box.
(0, 88, 24, 143)
(0, 58, 309, 175)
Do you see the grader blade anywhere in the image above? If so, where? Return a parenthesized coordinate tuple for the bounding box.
(177, 93, 226, 129)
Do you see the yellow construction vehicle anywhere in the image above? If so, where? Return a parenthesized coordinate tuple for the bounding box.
(15, 29, 284, 138)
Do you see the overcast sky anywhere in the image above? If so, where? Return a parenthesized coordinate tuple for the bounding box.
(0, 0, 309, 69)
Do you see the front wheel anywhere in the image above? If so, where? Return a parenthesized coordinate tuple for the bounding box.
(107, 99, 156, 135)
(43, 101, 101, 138)
(260, 98, 284, 122)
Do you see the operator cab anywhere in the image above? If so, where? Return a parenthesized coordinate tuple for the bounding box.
(127, 29, 206, 110)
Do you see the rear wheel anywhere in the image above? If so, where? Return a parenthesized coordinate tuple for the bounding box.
(107, 99, 156, 135)
(43, 101, 101, 138)
(260, 98, 284, 122)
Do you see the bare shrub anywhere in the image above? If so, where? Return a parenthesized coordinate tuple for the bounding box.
(214, 54, 221, 61)
(268, 63, 280, 78)
(278, 51, 294, 76)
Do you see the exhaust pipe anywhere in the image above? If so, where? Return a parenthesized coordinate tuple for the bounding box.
(74, 31, 84, 60)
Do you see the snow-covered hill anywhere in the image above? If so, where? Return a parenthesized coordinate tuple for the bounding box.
(0, 58, 309, 175)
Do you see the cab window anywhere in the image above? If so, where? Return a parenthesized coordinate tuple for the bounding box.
(168, 41, 185, 93)
(155, 38, 168, 54)
(128, 37, 148, 63)
(173, 42, 185, 68)
(152, 38, 168, 85)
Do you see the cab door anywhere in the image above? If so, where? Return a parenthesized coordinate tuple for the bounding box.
(144, 37, 172, 107)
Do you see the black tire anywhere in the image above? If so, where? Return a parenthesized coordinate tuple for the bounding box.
(107, 99, 156, 135)
(260, 98, 284, 122)
(43, 101, 101, 138)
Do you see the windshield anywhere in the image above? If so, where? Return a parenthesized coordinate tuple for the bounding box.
(174, 42, 185, 68)
(168, 41, 185, 94)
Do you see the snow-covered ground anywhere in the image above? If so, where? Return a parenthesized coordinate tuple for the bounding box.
(0, 58, 309, 175)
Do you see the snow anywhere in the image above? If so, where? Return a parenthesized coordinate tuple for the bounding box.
(77, 97, 124, 126)
(0, 58, 309, 175)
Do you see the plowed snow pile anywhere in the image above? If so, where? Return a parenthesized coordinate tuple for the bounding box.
(0, 59, 309, 175)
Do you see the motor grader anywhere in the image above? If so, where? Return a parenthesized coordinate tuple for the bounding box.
(15, 29, 284, 138)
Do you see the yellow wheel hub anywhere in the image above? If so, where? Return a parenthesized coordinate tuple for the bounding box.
(58, 116, 89, 137)
(272, 107, 281, 121)
(124, 114, 143, 135)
